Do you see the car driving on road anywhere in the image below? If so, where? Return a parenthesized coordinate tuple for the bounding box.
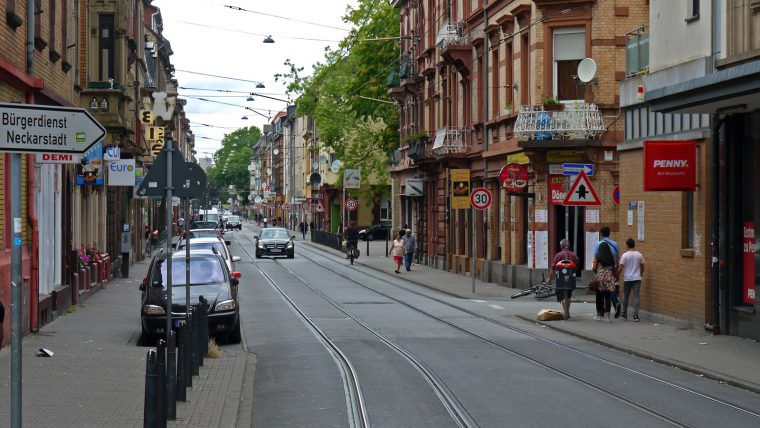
(255, 227, 295, 259)
(225, 215, 242, 230)
(140, 249, 241, 344)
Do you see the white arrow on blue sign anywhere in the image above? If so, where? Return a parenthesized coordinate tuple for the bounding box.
(562, 163, 594, 176)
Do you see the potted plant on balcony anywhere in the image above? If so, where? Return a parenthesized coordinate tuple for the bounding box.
(542, 97, 564, 111)
(503, 102, 514, 116)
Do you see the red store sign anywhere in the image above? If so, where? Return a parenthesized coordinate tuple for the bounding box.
(549, 175, 566, 205)
(500, 163, 528, 193)
(743, 222, 757, 305)
(643, 140, 697, 191)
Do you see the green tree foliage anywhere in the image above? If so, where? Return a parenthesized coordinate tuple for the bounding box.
(275, 0, 399, 192)
(207, 126, 261, 203)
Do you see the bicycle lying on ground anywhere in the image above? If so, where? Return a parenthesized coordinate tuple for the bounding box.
(510, 275, 557, 300)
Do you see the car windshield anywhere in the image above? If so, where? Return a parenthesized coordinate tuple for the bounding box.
(154, 256, 225, 286)
(227, 216, 240, 222)
(178, 241, 228, 260)
(191, 221, 218, 229)
(261, 229, 290, 239)
(204, 213, 219, 223)
(188, 230, 217, 239)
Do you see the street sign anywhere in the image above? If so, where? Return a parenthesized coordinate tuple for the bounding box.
(179, 162, 207, 198)
(499, 163, 528, 193)
(139, 109, 154, 124)
(470, 188, 493, 210)
(562, 171, 601, 206)
(315, 200, 325, 212)
(35, 152, 81, 164)
(548, 164, 564, 175)
(104, 146, 121, 161)
(107, 159, 135, 186)
(346, 198, 359, 211)
(550, 175, 567, 205)
(135, 147, 192, 197)
(562, 163, 594, 176)
(254, 195, 262, 204)
(344, 168, 361, 189)
(613, 185, 620, 205)
(0, 102, 106, 154)
(404, 178, 423, 196)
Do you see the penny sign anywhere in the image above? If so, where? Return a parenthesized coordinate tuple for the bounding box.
(499, 163, 528, 193)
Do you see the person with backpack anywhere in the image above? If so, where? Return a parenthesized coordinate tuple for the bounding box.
(592, 226, 619, 322)
(619, 238, 645, 321)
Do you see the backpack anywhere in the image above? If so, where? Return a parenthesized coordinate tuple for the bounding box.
(597, 241, 615, 268)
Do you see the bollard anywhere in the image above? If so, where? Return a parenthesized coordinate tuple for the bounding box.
(366, 239, 369, 257)
(176, 323, 187, 402)
(156, 339, 167, 428)
(385, 234, 389, 257)
(191, 305, 201, 376)
(144, 350, 158, 428)
(186, 312, 194, 385)
(166, 331, 177, 420)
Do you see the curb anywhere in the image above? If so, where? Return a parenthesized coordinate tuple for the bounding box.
(515, 314, 760, 396)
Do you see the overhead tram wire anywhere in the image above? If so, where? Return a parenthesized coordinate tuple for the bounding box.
(172, 21, 341, 43)
(174, 69, 268, 85)
(184, 96, 273, 119)
(223, 4, 351, 32)
(178, 86, 288, 96)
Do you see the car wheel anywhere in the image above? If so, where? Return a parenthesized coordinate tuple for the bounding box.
(227, 320, 242, 344)
(287, 250, 294, 259)
(255, 250, 262, 259)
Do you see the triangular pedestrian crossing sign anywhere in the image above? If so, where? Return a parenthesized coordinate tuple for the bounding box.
(315, 200, 325, 212)
(562, 171, 601, 206)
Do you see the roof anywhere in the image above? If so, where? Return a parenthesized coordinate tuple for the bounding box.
(271, 110, 287, 123)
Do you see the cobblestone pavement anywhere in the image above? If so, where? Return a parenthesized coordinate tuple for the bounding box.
(0, 257, 254, 427)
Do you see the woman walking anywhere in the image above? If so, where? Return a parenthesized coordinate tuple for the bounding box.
(391, 230, 406, 274)
(592, 236, 618, 322)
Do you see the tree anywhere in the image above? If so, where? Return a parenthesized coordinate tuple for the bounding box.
(207, 126, 261, 204)
(274, 0, 399, 194)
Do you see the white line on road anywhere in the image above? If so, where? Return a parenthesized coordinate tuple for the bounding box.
(488, 304, 505, 310)
(470, 299, 487, 303)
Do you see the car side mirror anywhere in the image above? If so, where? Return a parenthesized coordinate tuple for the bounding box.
(139, 277, 147, 291)
(231, 256, 241, 262)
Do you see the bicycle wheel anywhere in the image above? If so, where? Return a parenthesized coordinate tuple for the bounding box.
(511, 287, 535, 299)
(534, 286, 557, 300)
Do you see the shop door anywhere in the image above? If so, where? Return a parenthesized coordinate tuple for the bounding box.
(554, 205, 585, 269)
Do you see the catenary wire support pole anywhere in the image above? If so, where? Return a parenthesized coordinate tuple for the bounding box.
(471, 202, 476, 294)
(164, 137, 176, 420)
(184, 197, 192, 371)
(10, 153, 23, 428)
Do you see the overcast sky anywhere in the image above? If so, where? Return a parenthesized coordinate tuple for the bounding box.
(154, 0, 357, 158)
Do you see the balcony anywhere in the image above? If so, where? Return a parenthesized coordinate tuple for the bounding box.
(514, 103, 605, 144)
(626, 29, 649, 77)
(407, 134, 430, 163)
(437, 22, 472, 76)
(80, 82, 133, 132)
(432, 128, 471, 157)
(436, 22, 468, 50)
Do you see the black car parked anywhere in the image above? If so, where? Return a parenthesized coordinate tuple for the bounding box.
(358, 223, 390, 241)
(255, 228, 295, 258)
(140, 249, 241, 344)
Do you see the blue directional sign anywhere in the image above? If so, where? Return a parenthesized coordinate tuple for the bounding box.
(562, 163, 594, 176)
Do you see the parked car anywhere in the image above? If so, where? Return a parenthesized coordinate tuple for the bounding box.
(225, 215, 242, 230)
(190, 220, 222, 231)
(187, 228, 226, 241)
(140, 249, 241, 344)
(358, 224, 390, 241)
(177, 237, 240, 273)
(255, 228, 295, 259)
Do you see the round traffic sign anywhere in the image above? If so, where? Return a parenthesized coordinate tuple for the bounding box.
(613, 185, 620, 205)
(346, 199, 359, 211)
(499, 163, 528, 193)
(254, 195, 262, 204)
(470, 188, 492, 210)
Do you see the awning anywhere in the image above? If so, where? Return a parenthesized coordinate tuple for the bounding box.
(646, 60, 760, 114)
(432, 129, 447, 150)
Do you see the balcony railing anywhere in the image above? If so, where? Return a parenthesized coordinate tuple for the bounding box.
(513, 104, 606, 141)
(432, 128, 471, 156)
(626, 31, 649, 76)
(436, 22, 469, 50)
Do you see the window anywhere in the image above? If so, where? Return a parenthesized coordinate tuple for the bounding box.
(682, 192, 695, 248)
(687, 0, 700, 21)
(553, 27, 585, 101)
(98, 14, 115, 80)
(380, 198, 391, 221)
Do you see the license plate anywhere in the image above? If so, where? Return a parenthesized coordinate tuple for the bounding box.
(270, 249, 281, 253)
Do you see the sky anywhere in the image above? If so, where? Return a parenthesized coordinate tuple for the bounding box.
(154, 0, 358, 158)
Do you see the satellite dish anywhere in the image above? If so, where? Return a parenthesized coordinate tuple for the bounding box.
(330, 159, 342, 173)
(312, 160, 319, 170)
(577, 58, 597, 83)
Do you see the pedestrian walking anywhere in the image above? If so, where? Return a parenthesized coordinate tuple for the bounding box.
(547, 239, 579, 320)
(390, 230, 406, 274)
(591, 226, 618, 322)
(403, 229, 416, 272)
(299, 221, 307, 240)
(619, 238, 645, 322)
(177, 216, 185, 237)
(595, 226, 622, 317)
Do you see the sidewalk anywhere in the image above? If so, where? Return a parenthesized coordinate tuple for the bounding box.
(306, 239, 760, 395)
(0, 257, 253, 427)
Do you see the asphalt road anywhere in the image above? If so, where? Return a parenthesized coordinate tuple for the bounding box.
(225, 224, 760, 428)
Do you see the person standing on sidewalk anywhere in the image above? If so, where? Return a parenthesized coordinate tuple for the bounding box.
(390, 230, 406, 274)
(619, 238, 645, 322)
(547, 239, 579, 320)
(403, 229, 416, 272)
(594, 226, 622, 317)
(592, 227, 618, 322)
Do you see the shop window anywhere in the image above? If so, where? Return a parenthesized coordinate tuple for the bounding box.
(99, 14, 115, 80)
(520, 33, 530, 105)
(553, 27, 585, 101)
(682, 192, 695, 249)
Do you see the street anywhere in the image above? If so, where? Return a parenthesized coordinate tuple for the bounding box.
(229, 224, 760, 427)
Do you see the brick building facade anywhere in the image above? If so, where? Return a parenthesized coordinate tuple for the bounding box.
(389, 0, 647, 286)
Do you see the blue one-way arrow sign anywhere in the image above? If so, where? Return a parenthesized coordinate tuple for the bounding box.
(562, 163, 594, 176)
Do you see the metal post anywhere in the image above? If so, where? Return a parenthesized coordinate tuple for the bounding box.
(156, 339, 167, 427)
(573, 207, 579, 253)
(342, 187, 346, 236)
(565, 206, 570, 241)
(163, 138, 176, 422)
(184, 197, 191, 369)
(470, 205, 476, 294)
(176, 323, 186, 402)
(144, 349, 158, 428)
(167, 330, 176, 420)
(10, 153, 23, 428)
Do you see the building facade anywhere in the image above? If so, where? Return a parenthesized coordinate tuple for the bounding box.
(390, 0, 647, 284)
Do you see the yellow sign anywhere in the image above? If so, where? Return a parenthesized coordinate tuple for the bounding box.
(144, 126, 165, 142)
(547, 150, 582, 163)
(507, 152, 530, 165)
(450, 169, 471, 209)
(139, 109, 154, 125)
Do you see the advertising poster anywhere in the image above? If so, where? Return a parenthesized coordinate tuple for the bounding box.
(108, 159, 136, 186)
(451, 169, 470, 209)
(743, 222, 757, 305)
(550, 175, 566, 205)
(76, 141, 104, 186)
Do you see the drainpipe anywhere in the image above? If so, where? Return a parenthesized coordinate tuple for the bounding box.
(710, 115, 724, 335)
(481, 4, 489, 279)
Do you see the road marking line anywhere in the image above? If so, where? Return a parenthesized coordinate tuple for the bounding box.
(470, 299, 487, 303)
(488, 304, 505, 310)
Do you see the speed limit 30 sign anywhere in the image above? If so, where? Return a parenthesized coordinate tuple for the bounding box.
(470, 188, 492, 210)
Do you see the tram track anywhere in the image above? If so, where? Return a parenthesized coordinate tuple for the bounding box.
(287, 239, 760, 426)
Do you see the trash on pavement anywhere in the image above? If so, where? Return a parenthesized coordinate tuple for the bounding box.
(36, 348, 55, 357)
(537, 309, 564, 321)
